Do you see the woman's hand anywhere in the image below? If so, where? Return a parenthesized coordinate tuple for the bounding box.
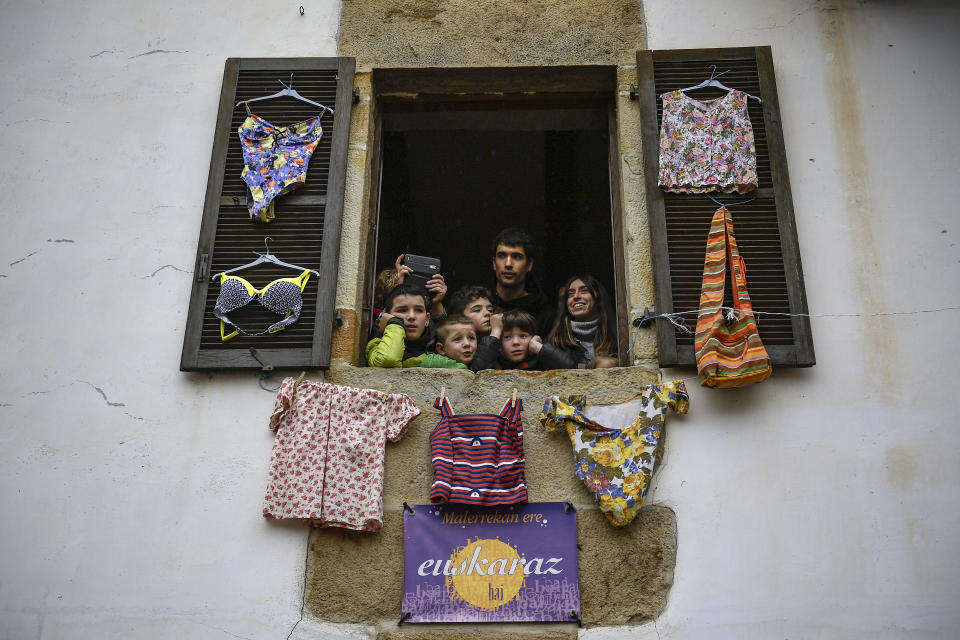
(394, 254, 413, 283)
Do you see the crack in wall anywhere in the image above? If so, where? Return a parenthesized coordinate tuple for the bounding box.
(128, 49, 187, 59)
(756, 2, 815, 30)
(4, 119, 54, 127)
(189, 620, 255, 640)
(89, 49, 116, 58)
(77, 380, 126, 407)
(9, 251, 38, 266)
(143, 264, 193, 278)
(47, 239, 75, 243)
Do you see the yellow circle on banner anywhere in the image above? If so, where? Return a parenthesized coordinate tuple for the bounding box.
(446, 538, 525, 611)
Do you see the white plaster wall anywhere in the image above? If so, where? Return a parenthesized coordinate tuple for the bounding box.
(0, 1, 342, 638)
(2, 1, 959, 639)
(599, 1, 960, 638)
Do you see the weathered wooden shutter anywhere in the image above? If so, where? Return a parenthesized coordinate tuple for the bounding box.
(180, 57, 355, 371)
(636, 46, 814, 368)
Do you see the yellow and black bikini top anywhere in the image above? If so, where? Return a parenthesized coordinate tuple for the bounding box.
(212, 270, 311, 341)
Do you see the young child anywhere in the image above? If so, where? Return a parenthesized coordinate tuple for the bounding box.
(448, 285, 495, 338)
(472, 309, 575, 371)
(366, 284, 434, 368)
(426, 314, 477, 369)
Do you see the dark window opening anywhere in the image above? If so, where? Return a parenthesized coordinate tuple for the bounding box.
(372, 92, 620, 350)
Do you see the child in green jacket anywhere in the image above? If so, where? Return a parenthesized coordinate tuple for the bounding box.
(367, 284, 431, 367)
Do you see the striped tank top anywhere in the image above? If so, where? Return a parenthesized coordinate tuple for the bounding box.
(428, 397, 527, 506)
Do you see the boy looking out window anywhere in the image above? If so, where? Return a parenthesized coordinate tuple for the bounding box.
(366, 284, 434, 368)
(432, 315, 478, 368)
(471, 309, 575, 371)
(448, 285, 495, 338)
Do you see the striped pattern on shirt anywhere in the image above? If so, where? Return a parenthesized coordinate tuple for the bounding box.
(694, 206, 771, 387)
(429, 397, 528, 506)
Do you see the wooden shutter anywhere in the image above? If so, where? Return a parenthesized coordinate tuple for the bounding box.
(636, 46, 814, 368)
(180, 57, 355, 371)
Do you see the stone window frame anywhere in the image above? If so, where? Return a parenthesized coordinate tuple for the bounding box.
(360, 66, 633, 364)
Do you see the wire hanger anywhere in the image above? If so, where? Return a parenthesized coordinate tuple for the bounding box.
(235, 73, 334, 116)
(212, 237, 320, 281)
(677, 65, 761, 102)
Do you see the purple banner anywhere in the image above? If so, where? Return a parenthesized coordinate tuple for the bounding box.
(402, 502, 580, 623)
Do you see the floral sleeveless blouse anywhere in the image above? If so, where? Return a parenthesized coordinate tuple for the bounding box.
(658, 90, 758, 194)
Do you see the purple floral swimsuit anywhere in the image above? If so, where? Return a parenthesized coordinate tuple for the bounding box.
(238, 112, 324, 222)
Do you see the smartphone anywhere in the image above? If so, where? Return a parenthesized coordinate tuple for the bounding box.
(402, 254, 442, 290)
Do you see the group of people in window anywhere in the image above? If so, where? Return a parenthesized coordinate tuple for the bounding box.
(367, 228, 618, 371)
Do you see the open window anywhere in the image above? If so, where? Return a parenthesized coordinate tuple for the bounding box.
(365, 67, 630, 362)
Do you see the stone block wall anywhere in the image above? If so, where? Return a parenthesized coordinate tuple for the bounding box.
(304, 365, 679, 636)
(314, 2, 674, 635)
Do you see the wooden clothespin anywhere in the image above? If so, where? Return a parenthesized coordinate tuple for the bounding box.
(439, 386, 446, 401)
(384, 382, 393, 395)
(512, 387, 518, 402)
(293, 371, 307, 389)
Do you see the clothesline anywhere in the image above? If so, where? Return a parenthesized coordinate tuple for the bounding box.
(639, 304, 960, 335)
(258, 304, 958, 393)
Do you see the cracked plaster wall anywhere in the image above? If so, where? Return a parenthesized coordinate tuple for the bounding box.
(2, 0, 960, 639)
(0, 1, 342, 638)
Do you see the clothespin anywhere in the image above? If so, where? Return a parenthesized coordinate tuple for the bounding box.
(512, 387, 518, 402)
(384, 382, 393, 398)
(293, 371, 306, 389)
(439, 386, 446, 401)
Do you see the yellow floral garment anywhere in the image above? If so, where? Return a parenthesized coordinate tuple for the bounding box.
(540, 381, 689, 527)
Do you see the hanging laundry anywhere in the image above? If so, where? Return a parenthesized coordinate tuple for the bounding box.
(263, 378, 420, 531)
(695, 206, 772, 387)
(540, 381, 689, 527)
(429, 396, 527, 506)
(213, 269, 312, 341)
(239, 112, 324, 222)
(658, 90, 757, 194)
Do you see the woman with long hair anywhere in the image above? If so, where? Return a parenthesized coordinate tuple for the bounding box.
(545, 275, 618, 368)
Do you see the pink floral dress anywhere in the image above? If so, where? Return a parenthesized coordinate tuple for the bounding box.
(263, 377, 420, 531)
(658, 90, 758, 194)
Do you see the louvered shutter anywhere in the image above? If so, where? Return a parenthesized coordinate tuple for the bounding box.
(637, 46, 814, 368)
(180, 57, 355, 371)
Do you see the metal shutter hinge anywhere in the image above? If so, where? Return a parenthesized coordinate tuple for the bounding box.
(197, 253, 210, 282)
(249, 347, 274, 372)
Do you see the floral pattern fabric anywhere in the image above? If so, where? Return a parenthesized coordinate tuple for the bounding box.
(540, 381, 689, 527)
(658, 90, 757, 194)
(239, 112, 324, 222)
(263, 377, 420, 531)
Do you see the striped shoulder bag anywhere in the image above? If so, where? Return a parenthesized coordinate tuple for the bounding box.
(694, 206, 772, 388)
